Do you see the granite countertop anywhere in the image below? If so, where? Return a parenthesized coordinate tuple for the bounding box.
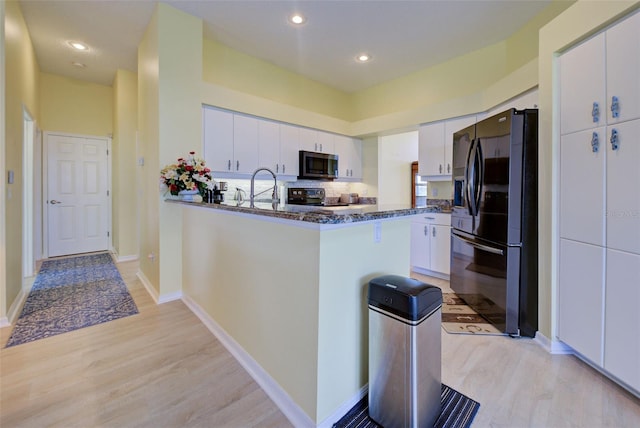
(166, 199, 445, 224)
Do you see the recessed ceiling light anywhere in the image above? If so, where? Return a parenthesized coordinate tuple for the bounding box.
(68, 41, 88, 51)
(356, 54, 371, 62)
(289, 13, 306, 25)
(72, 62, 87, 68)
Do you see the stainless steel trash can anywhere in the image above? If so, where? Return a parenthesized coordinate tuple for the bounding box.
(368, 275, 442, 428)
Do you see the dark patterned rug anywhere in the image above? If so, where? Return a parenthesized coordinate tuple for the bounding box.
(5, 253, 139, 348)
(333, 384, 479, 428)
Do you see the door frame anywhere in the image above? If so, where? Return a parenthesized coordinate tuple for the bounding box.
(42, 131, 112, 258)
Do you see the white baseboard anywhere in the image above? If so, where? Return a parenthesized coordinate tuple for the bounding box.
(137, 270, 182, 304)
(534, 331, 574, 354)
(411, 267, 449, 280)
(158, 291, 182, 304)
(317, 384, 368, 428)
(4, 287, 29, 326)
(137, 270, 159, 303)
(115, 254, 139, 263)
(0, 317, 10, 328)
(181, 294, 316, 428)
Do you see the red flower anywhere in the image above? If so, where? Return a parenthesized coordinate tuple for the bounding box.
(204, 168, 210, 173)
(185, 165, 194, 171)
(189, 151, 195, 155)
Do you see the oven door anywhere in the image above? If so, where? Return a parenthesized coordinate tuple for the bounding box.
(450, 230, 520, 335)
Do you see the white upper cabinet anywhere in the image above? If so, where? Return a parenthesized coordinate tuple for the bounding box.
(419, 115, 475, 178)
(444, 115, 476, 170)
(607, 119, 640, 254)
(559, 127, 606, 246)
(560, 33, 606, 135)
(279, 123, 300, 177)
(334, 134, 362, 180)
(203, 106, 234, 173)
(418, 121, 445, 176)
(257, 119, 281, 174)
(233, 114, 259, 174)
(606, 12, 640, 124)
(299, 127, 335, 153)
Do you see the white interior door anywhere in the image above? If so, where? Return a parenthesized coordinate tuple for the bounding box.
(47, 134, 109, 257)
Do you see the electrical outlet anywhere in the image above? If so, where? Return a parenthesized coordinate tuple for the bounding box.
(374, 221, 382, 243)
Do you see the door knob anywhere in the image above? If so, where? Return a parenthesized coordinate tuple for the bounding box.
(50, 200, 62, 204)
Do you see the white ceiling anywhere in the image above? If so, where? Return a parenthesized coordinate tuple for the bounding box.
(19, 0, 554, 93)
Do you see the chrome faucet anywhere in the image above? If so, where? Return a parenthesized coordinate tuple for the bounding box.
(250, 167, 278, 208)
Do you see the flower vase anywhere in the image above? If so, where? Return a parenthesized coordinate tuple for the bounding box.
(178, 189, 199, 202)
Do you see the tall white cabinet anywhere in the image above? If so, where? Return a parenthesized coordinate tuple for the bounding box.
(558, 11, 640, 395)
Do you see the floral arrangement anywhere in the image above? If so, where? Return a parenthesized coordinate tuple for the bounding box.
(160, 151, 215, 196)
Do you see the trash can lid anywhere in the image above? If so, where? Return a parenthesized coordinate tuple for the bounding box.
(368, 275, 442, 321)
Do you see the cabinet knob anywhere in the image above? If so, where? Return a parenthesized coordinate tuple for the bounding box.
(592, 102, 600, 123)
(591, 132, 600, 153)
(611, 96, 620, 118)
(610, 128, 619, 151)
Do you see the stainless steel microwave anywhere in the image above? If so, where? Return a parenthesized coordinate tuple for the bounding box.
(298, 150, 338, 180)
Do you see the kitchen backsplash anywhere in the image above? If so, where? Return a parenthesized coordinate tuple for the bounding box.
(215, 178, 359, 202)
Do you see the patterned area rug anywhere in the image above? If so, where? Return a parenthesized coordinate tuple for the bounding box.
(441, 293, 504, 335)
(332, 384, 480, 428)
(5, 253, 139, 348)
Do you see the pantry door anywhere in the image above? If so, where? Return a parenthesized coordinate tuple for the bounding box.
(47, 133, 110, 257)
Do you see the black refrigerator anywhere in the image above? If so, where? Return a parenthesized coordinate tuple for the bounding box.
(450, 108, 538, 337)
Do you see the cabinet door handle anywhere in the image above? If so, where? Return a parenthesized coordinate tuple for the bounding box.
(236, 160, 239, 171)
(283, 164, 286, 174)
(591, 132, 599, 153)
(228, 159, 231, 171)
(592, 101, 600, 123)
(439, 164, 443, 174)
(424, 225, 428, 236)
(276, 164, 279, 173)
(610, 128, 619, 151)
(315, 143, 318, 151)
(320, 144, 323, 152)
(611, 96, 620, 118)
(432, 227, 436, 237)
(447, 163, 451, 173)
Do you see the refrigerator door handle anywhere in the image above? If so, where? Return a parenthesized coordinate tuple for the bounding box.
(465, 139, 478, 216)
(453, 232, 504, 255)
(474, 140, 484, 216)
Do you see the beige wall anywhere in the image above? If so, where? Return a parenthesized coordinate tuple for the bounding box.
(538, 0, 639, 340)
(39, 72, 112, 136)
(138, 3, 203, 299)
(181, 205, 410, 423)
(112, 69, 138, 259)
(2, 0, 40, 319)
(203, 38, 353, 122)
(377, 132, 419, 205)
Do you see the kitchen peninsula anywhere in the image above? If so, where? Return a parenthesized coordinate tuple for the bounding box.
(171, 199, 442, 426)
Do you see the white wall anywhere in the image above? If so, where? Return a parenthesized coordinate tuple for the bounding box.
(377, 131, 418, 205)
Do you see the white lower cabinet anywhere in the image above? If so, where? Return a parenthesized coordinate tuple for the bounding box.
(410, 213, 451, 276)
(604, 249, 640, 392)
(558, 239, 605, 365)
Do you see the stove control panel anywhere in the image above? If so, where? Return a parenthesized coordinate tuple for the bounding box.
(288, 187, 325, 205)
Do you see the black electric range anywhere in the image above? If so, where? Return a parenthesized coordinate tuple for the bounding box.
(287, 188, 349, 206)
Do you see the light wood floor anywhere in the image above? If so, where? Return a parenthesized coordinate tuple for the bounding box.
(1, 263, 638, 427)
(0, 259, 292, 428)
